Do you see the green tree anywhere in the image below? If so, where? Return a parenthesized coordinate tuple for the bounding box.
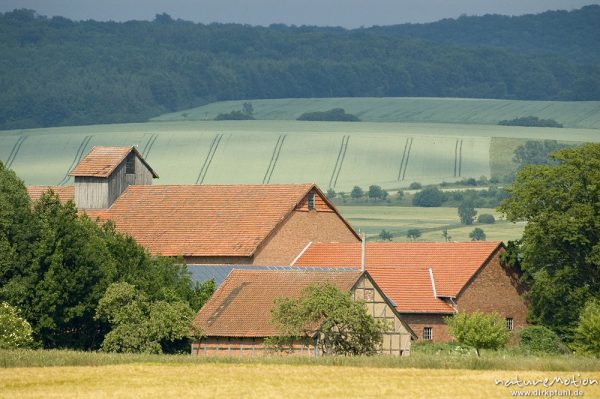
(242, 102, 254, 116)
(407, 228, 421, 241)
(95, 282, 201, 354)
(458, 200, 477, 225)
(350, 186, 364, 199)
(412, 186, 445, 207)
(0, 164, 213, 350)
(446, 312, 510, 357)
(270, 283, 386, 356)
(469, 227, 486, 241)
(442, 228, 452, 242)
(499, 144, 600, 338)
(379, 230, 393, 241)
(0, 302, 33, 349)
(513, 140, 568, 169)
(368, 185, 388, 201)
(573, 299, 600, 356)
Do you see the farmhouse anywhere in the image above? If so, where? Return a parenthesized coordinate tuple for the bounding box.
(192, 269, 415, 356)
(27, 146, 360, 265)
(293, 241, 528, 342)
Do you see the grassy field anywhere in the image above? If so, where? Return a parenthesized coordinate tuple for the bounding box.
(1, 350, 599, 399)
(152, 97, 600, 129)
(338, 206, 525, 242)
(1, 120, 598, 191)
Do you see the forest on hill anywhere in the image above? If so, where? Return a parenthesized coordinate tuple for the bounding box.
(0, 7, 599, 130)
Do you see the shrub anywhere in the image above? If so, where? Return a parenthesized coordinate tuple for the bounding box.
(297, 108, 360, 122)
(0, 302, 33, 349)
(499, 116, 563, 128)
(409, 182, 422, 190)
(518, 326, 569, 354)
(477, 214, 496, 224)
(446, 312, 510, 357)
(214, 110, 255, 120)
(573, 299, 600, 356)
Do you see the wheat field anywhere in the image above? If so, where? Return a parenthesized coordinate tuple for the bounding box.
(1, 363, 598, 399)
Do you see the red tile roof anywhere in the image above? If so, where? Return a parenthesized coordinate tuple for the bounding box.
(69, 146, 158, 178)
(193, 269, 363, 337)
(294, 242, 503, 313)
(27, 186, 75, 203)
(84, 184, 338, 257)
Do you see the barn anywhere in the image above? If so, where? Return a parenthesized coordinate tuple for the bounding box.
(293, 241, 528, 342)
(27, 146, 361, 265)
(192, 269, 415, 356)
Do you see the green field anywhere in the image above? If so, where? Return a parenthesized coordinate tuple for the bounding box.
(1, 120, 598, 191)
(338, 206, 525, 242)
(153, 97, 600, 129)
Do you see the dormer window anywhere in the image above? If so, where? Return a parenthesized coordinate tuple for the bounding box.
(126, 154, 135, 174)
(308, 192, 316, 210)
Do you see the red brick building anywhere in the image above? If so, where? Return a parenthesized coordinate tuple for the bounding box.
(294, 242, 528, 342)
(27, 146, 360, 265)
(192, 269, 415, 356)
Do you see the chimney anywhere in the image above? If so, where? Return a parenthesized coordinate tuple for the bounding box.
(361, 233, 366, 272)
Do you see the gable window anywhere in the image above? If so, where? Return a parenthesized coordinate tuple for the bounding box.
(505, 317, 513, 331)
(126, 154, 135, 174)
(423, 327, 433, 341)
(308, 192, 316, 211)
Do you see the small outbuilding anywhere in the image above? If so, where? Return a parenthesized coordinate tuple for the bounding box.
(192, 269, 415, 356)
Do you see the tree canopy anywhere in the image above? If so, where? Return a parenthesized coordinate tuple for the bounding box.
(446, 312, 510, 357)
(0, 161, 214, 350)
(499, 143, 600, 338)
(270, 283, 386, 356)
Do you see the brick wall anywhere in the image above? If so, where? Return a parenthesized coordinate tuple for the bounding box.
(456, 248, 528, 339)
(252, 210, 360, 265)
(401, 249, 528, 343)
(401, 313, 451, 342)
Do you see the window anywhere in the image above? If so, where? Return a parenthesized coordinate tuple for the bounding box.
(505, 317, 513, 331)
(308, 192, 316, 210)
(423, 327, 432, 341)
(126, 154, 135, 174)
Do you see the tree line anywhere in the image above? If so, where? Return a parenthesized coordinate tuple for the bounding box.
(1, 8, 599, 130)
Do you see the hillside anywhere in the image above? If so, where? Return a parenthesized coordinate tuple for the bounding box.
(2, 120, 598, 191)
(154, 97, 600, 129)
(368, 5, 600, 64)
(1, 7, 599, 130)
